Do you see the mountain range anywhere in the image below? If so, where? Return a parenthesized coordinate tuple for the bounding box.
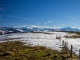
(0, 26, 80, 34)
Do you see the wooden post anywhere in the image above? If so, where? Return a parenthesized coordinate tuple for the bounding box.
(66, 42, 68, 53)
(66, 42, 68, 49)
(56, 35, 57, 39)
(59, 38, 61, 42)
(64, 41, 65, 47)
(70, 45, 73, 58)
(79, 49, 80, 59)
(64, 42, 67, 53)
(62, 40, 64, 46)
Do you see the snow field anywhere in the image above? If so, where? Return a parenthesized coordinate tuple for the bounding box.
(0, 32, 80, 55)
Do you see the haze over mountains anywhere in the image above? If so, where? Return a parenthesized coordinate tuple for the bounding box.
(0, 26, 80, 34)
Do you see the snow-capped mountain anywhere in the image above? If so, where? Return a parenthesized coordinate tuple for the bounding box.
(14, 26, 80, 32)
(60, 27, 80, 32)
(15, 27, 53, 32)
(0, 27, 20, 34)
(0, 26, 80, 34)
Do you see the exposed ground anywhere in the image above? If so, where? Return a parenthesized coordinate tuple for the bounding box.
(0, 41, 78, 60)
(0, 32, 80, 60)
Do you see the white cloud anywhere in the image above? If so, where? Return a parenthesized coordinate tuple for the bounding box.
(30, 25, 54, 28)
(53, 26, 62, 29)
(30, 25, 41, 28)
(0, 7, 5, 11)
(48, 21, 52, 23)
(43, 20, 52, 25)
(69, 17, 76, 20)
(15, 25, 54, 29)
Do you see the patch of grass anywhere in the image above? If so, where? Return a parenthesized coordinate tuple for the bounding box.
(32, 32, 43, 33)
(67, 31, 80, 35)
(0, 41, 78, 60)
(64, 35, 80, 38)
(43, 32, 54, 35)
(64, 31, 80, 38)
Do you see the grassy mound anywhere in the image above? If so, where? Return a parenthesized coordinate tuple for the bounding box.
(0, 41, 78, 60)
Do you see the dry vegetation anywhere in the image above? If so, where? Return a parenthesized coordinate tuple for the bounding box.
(0, 41, 78, 60)
(64, 35, 80, 38)
(43, 32, 54, 35)
(67, 31, 80, 35)
(64, 32, 80, 38)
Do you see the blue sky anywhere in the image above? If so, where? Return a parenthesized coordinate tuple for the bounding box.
(0, 0, 80, 28)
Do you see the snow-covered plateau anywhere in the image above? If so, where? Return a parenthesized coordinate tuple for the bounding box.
(0, 32, 80, 55)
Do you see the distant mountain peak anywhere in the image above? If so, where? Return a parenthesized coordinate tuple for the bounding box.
(0, 26, 80, 34)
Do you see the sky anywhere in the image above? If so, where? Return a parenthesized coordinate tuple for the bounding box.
(0, 0, 80, 28)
